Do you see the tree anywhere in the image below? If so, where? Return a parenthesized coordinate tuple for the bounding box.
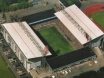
(71, 0, 81, 8)
(0, 0, 32, 12)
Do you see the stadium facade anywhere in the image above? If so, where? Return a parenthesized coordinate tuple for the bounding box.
(1, 22, 51, 76)
(1, 4, 104, 78)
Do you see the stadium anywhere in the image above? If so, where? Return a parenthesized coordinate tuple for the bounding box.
(1, 4, 104, 78)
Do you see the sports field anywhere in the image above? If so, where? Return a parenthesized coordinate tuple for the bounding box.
(39, 27, 74, 56)
(90, 11, 104, 29)
(0, 55, 15, 78)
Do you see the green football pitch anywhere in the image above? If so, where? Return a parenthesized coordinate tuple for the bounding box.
(90, 11, 104, 29)
(39, 27, 74, 56)
(0, 55, 15, 78)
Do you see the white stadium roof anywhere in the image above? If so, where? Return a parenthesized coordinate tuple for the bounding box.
(55, 4, 103, 44)
(2, 22, 51, 59)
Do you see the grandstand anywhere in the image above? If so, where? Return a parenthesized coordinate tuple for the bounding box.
(47, 47, 96, 71)
(55, 4, 103, 46)
(1, 22, 52, 78)
(21, 9, 56, 26)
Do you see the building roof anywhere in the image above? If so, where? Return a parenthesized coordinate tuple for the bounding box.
(55, 4, 103, 44)
(46, 47, 96, 71)
(2, 22, 51, 59)
(21, 9, 56, 25)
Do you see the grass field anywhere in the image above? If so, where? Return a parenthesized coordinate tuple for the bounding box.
(39, 27, 74, 56)
(0, 55, 15, 78)
(90, 11, 104, 29)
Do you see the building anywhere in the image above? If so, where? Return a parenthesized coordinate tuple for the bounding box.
(21, 9, 56, 27)
(55, 4, 104, 47)
(47, 47, 96, 71)
(1, 22, 51, 74)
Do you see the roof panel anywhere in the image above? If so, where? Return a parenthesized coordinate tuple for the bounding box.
(64, 8, 96, 39)
(55, 11, 87, 44)
(21, 9, 56, 24)
(55, 4, 103, 44)
(3, 23, 35, 58)
(68, 5, 103, 39)
(22, 22, 51, 56)
(47, 47, 96, 71)
(11, 23, 42, 57)
(2, 22, 51, 59)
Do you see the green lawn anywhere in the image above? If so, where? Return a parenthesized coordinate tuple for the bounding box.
(39, 27, 74, 56)
(0, 55, 15, 78)
(90, 11, 104, 29)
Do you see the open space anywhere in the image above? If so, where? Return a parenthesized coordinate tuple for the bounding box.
(39, 27, 74, 56)
(90, 11, 104, 29)
(0, 55, 15, 78)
